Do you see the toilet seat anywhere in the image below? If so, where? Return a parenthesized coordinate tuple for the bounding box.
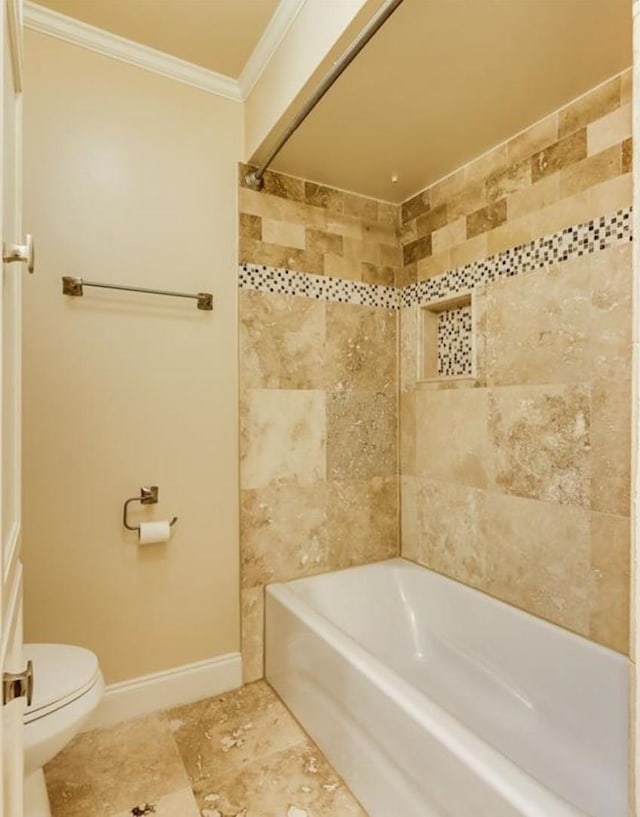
(24, 644, 101, 724)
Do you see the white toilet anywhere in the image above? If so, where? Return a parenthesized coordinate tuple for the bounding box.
(23, 644, 104, 817)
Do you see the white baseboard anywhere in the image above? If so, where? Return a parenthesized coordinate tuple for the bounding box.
(85, 652, 242, 731)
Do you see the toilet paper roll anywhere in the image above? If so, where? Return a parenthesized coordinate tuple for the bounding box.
(138, 520, 171, 545)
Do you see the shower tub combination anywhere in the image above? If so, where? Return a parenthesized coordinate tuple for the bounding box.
(265, 558, 627, 817)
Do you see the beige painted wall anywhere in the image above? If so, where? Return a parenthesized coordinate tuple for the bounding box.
(22, 30, 242, 684)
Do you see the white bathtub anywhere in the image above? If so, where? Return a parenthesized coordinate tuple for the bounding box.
(265, 558, 628, 817)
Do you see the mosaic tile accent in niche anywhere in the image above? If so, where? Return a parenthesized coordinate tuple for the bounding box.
(400, 206, 633, 308)
(238, 206, 632, 310)
(239, 262, 399, 309)
(437, 305, 472, 377)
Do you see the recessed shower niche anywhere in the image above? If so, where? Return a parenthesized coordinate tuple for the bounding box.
(419, 292, 477, 386)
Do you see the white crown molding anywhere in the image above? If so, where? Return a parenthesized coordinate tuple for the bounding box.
(238, 0, 308, 99)
(23, 1, 243, 101)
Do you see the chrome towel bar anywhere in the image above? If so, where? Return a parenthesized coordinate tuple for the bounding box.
(62, 276, 213, 310)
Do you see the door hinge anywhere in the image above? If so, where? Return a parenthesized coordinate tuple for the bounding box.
(3, 233, 35, 273)
(3, 660, 34, 706)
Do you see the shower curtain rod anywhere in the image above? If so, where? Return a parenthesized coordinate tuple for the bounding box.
(245, 0, 406, 191)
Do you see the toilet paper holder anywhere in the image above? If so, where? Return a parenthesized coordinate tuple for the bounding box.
(123, 486, 178, 532)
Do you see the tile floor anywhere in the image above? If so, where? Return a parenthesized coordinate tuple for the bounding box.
(45, 681, 368, 817)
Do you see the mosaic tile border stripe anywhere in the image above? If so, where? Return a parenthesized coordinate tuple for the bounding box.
(402, 206, 633, 307)
(239, 263, 399, 309)
(239, 207, 632, 309)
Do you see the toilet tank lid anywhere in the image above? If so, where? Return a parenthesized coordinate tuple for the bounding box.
(23, 643, 101, 718)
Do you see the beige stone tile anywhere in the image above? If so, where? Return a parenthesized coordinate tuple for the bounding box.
(486, 159, 532, 203)
(240, 213, 262, 241)
(240, 239, 324, 275)
(239, 187, 285, 220)
(280, 198, 328, 230)
(473, 285, 488, 387)
(325, 213, 365, 240)
(239, 291, 326, 390)
(400, 304, 418, 391)
(466, 199, 507, 239)
(622, 137, 632, 175)
(558, 144, 621, 198)
(396, 263, 417, 288)
(241, 482, 327, 589)
(327, 390, 396, 480)
(507, 174, 560, 221)
(588, 172, 632, 215)
(401, 189, 430, 223)
(483, 492, 590, 634)
(168, 682, 306, 786)
(590, 512, 630, 654)
(486, 260, 590, 386)
(325, 302, 396, 392)
(241, 587, 264, 683)
(590, 244, 632, 380)
(304, 181, 344, 213)
(343, 237, 379, 264)
(324, 252, 362, 281)
(326, 477, 398, 568)
(400, 390, 416, 476)
(416, 388, 491, 489)
(112, 788, 200, 817)
(446, 180, 487, 221)
(432, 217, 466, 254)
(260, 170, 305, 202)
(430, 167, 466, 208)
(558, 76, 621, 138)
(450, 234, 488, 267)
(361, 262, 395, 286)
(362, 219, 397, 246)
(399, 218, 417, 245)
(378, 242, 402, 267)
(415, 479, 486, 587)
(403, 235, 432, 265)
(306, 227, 343, 255)
(240, 389, 325, 490)
(416, 249, 452, 280)
(489, 384, 590, 507)
(531, 129, 587, 183)
(416, 204, 448, 238)
(507, 113, 558, 165)
(465, 143, 508, 184)
(587, 103, 631, 155)
(45, 716, 188, 817)
(620, 68, 632, 105)
(485, 216, 533, 255)
(192, 739, 367, 817)
(591, 379, 631, 517)
(343, 191, 378, 221)
(400, 476, 418, 560)
(377, 200, 399, 227)
(530, 191, 592, 238)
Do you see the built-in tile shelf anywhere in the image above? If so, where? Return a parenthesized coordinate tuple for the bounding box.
(419, 292, 475, 386)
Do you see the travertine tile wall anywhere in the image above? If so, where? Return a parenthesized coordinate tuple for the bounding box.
(238, 70, 633, 682)
(401, 70, 632, 654)
(399, 70, 632, 285)
(238, 167, 398, 681)
(239, 164, 402, 284)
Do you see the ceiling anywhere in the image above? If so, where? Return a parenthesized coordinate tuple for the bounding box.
(33, 0, 281, 77)
(268, 0, 632, 201)
(32, 0, 632, 202)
